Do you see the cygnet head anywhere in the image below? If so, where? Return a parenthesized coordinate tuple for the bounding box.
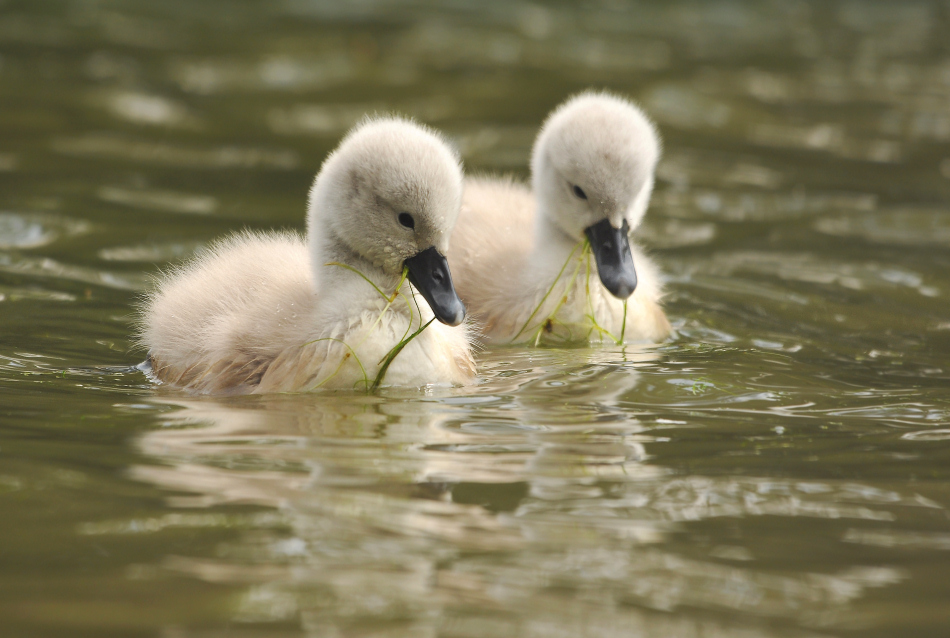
(531, 92, 661, 299)
(307, 117, 466, 325)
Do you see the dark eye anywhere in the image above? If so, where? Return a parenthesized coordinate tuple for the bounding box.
(572, 185, 588, 200)
(398, 212, 415, 229)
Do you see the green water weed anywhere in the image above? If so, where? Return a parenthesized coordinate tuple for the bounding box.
(306, 263, 434, 392)
(510, 238, 629, 346)
(582, 248, 628, 345)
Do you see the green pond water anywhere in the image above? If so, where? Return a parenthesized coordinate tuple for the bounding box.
(2, 0, 950, 636)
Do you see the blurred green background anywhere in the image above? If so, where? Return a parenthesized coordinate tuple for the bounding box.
(1, 1, 950, 636)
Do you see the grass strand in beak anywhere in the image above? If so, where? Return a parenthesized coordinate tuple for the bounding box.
(620, 299, 627, 343)
(509, 237, 630, 347)
(312, 263, 437, 392)
(530, 241, 587, 345)
(372, 317, 435, 391)
(364, 267, 409, 341)
(324, 261, 391, 301)
(582, 244, 628, 345)
(510, 240, 584, 343)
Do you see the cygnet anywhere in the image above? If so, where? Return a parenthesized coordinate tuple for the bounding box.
(139, 117, 474, 394)
(448, 91, 671, 345)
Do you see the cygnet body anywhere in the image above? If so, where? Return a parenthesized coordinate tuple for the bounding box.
(139, 118, 474, 394)
(448, 92, 671, 345)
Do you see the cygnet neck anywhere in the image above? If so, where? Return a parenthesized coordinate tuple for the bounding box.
(311, 225, 400, 297)
(532, 210, 582, 264)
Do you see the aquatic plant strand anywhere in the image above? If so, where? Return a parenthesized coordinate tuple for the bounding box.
(371, 278, 429, 388)
(302, 336, 369, 390)
(509, 240, 585, 344)
(509, 238, 630, 346)
(318, 262, 436, 392)
(582, 247, 626, 345)
(371, 317, 435, 391)
(531, 243, 588, 346)
(364, 268, 409, 343)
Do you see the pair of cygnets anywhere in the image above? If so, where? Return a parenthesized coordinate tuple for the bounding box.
(140, 92, 671, 394)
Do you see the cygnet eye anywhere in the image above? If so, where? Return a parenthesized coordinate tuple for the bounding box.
(572, 185, 588, 200)
(398, 212, 415, 230)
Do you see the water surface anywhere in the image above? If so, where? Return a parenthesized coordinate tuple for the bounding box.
(2, 1, 950, 636)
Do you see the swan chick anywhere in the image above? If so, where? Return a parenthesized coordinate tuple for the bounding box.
(448, 91, 671, 345)
(139, 117, 474, 394)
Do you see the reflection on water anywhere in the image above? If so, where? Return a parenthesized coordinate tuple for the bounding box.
(2, 0, 950, 636)
(120, 354, 936, 636)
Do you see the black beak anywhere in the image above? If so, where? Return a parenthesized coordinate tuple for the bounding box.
(404, 246, 466, 326)
(584, 218, 637, 299)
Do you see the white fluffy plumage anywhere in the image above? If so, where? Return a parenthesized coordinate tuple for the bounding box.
(447, 91, 671, 345)
(138, 117, 475, 394)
